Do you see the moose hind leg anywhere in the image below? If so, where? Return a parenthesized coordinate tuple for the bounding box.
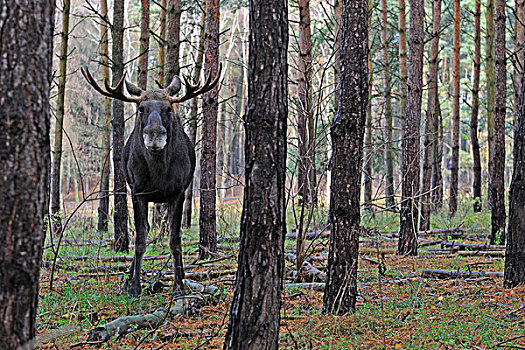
(168, 195, 185, 295)
(126, 196, 150, 297)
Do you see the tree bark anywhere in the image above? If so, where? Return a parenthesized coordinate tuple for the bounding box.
(363, 0, 373, 211)
(98, 0, 112, 232)
(138, 0, 150, 89)
(398, 0, 408, 122)
(398, 0, 424, 256)
(333, 0, 342, 110)
(199, 0, 220, 260)
(514, 0, 525, 133)
(485, 0, 496, 207)
(166, 0, 181, 84)
(504, 69, 525, 288)
(491, 0, 506, 245)
(431, 96, 444, 209)
(51, 0, 70, 236)
(223, 0, 288, 346)
(183, 1, 206, 228)
(470, 0, 482, 212)
(0, 1, 54, 348)
(449, 0, 460, 217)
(380, 0, 395, 211)
(112, 0, 129, 252)
(420, 0, 441, 231)
(157, 0, 167, 84)
(322, 0, 368, 315)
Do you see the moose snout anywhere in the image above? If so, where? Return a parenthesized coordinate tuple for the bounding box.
(143, 127, 167, 152)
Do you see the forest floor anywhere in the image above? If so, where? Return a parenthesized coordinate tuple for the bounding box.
(35, 202, 525, 349)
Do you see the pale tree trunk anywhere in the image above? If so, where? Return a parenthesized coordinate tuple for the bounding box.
(420, 0, 441, 231)
(504, 68, 525, 288)
(449, 0, 460, 217)
(470, 0, 482, 212)
(514, 0, 525, 132)
(223, 0, 288, 346)
(183, 1, 206, 228)
(486, 0, 495, 207)
(381, 0, 395, 211)
(199, 0, 220, 260)
(51, 0, 70, 236)
(363, 0, 373, 211)
(157, 0, 167, 84)
(0, 1, 54, 347)
(398, 0, 408, 125)
(491, 0, 506, 245)
(112, 0, 129, 252)
(138, 0, 150, 89)
(398, 0, 424, 256)
(165, 0, 181, 84)
(98, 0, 112, 232)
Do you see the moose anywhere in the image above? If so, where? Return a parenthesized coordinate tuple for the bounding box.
(82, 66, 221, 297)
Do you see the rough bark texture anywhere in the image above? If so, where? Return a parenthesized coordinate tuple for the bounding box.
(398, 0, 424, 256)
(223, 0, 288, 346)
(0, 1, 54, 348)
(431, 97, 443, 209)
(199, 0, 220, 260)
(420, 0, 441, 231)
(398, 0, 408, 121)
(183, 1, 206, 228)
(381, 0, 395, 211)
(363, 0, 373, 211)
(51, 0, 70, 236)
(514, 0, 525, 133)
(491, 0, 506, 245)
(322, 0, 368, 315)
(485, 0, 495, 207)
(297, 0, 313, 205)
(165, 0, 181, 85)
(505, 70, 525, 288)
(157, 0, 167, 84)
(138, 0, 150, 89)
(333, 0, 342, 109)
(112, 0, 129, 252)
(98, 0, 112, 232)
(449, 0, 460, 217)
(471, 0, 482, 212)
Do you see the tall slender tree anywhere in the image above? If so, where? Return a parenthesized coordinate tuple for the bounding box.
(0, 1, 54, 347)
(199, 0, 220, 260)
(166, 0, 181, 84)
(420, 0, 442, 231)
(485, 0, 496, 207)
(223, 0, 288, 346)
(449, 0, 460, 216)
(491, 0, 506, 244)
(138, 0, 150, 89)
(381, 0, 395, 211)
(157, 0, 167, 84)
(98, 0, 112, 232)
(51, 0, 71, 236)
(431, 96, 444, 209)
(398, 0, 424, 256)
(323, 0, 368, 315)
(183, 2, 206, 228)
(470, 0, 482, 212)
(398, 0, 408, 121)
(112, 0, 129, 252)
(504, 69, 525, 288)
(363, 0, 374, 210)
(514, 0, 525, 130)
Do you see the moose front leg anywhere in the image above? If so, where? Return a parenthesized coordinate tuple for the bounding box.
(125, 195, 150, 297)
(168, 195, 185, 295)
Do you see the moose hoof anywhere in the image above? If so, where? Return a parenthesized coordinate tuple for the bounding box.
(122, 280, 142, 298)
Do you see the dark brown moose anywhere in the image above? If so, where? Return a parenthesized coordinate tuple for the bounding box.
(82, 66, 221, 297)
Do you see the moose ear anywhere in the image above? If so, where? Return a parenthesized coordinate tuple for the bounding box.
(166, 76, 182, 96)
(125, 81, 143, 97)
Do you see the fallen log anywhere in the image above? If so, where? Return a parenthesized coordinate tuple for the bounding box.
(456, 250, 505, 258)
(440, 241, 505, 251)
(420, 269, 503, 279)
(71, 255, 170, 262)
(286, 230, 330, 240)
(87, 280, 220, 342)
(41, 261, 129, 272)
(284, 282, 325, 291)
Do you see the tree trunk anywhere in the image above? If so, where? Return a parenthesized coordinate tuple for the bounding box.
(322, 0, 368, 315)
(398, 0, 408, 124)
(199, 0, 220, 260)
(98, 0, 112, 232)
(333, 0, 342, 110)
(157, 0, 167, 84)
(112, 0, 129, 253)
(398, 0, 424, 256)
(514, 0, 525, 133)
(138, 0, 150, 89)
(297, 0, 313, 205)
(165, 0, 181, 84)
(486, 0, 496, 208)
(51, 0, 70, 236)
(0, 1, 54, 347)
(183, 1, 206, 228)
(470, 0, 482, 212)
(381, 0, 395, 211)
(363, 0, 373, 211)
(491, 0, 507, 245)
(223, 0, 288, 346)
(431, 96, 444, 209)
(504, 70, 525, 288)
(420, 0, 441, 231)
(449, 0, 460, 217)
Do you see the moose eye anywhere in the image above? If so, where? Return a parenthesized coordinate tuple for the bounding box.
(138, 107, 144, 116)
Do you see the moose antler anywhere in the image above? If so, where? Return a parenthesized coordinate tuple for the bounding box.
(81, 67, 141, 103)
(168, 63, 222, 104)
